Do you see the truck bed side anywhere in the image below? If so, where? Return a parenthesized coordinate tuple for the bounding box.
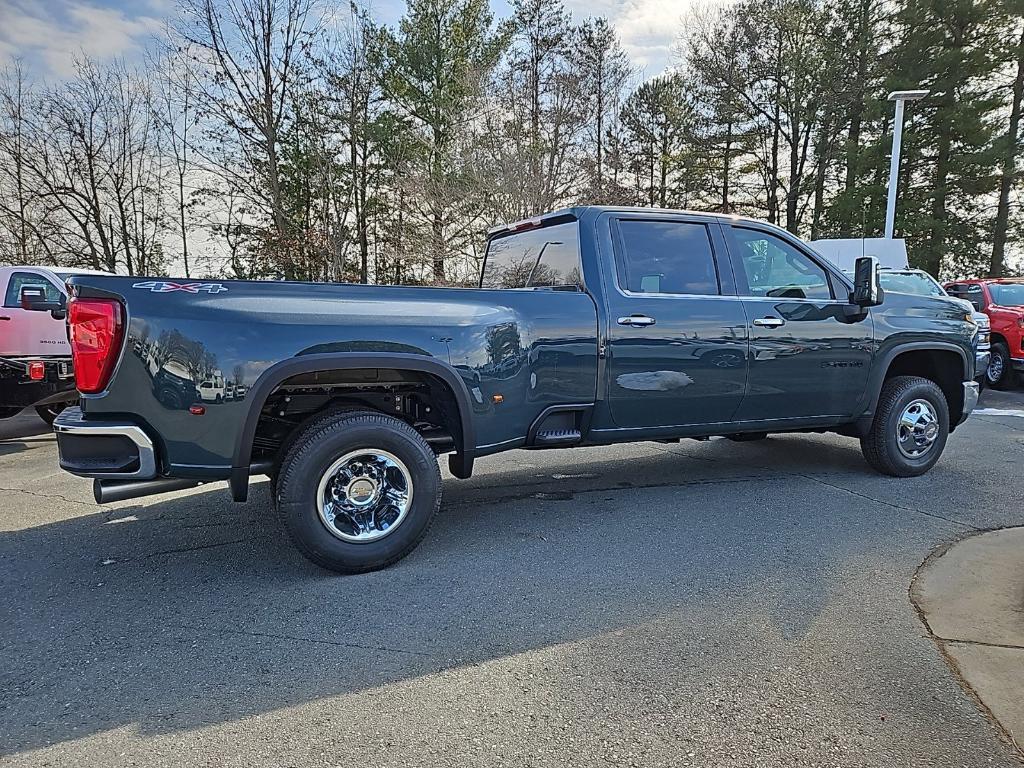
(68, 277, 599, 481)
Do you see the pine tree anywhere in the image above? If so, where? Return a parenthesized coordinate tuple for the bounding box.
(621, 74, 692, 208)
(381, 0, 506, 281)
(575, 17, 632, 201)
(991, 15, 1024, 277)
(884, 0, 1006, 276)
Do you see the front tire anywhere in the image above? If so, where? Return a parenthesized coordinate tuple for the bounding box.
(987, 341, 1017, 389)
(860, 376, 949, 477)
(275, 410, 442, 574)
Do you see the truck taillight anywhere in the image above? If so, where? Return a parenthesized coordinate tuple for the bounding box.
(68, 297, 124, 394)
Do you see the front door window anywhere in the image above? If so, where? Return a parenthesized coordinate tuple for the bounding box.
(730, 229, 833, 301)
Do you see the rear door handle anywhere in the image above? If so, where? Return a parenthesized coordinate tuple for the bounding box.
(752, 317, 785, 328)
(0, 316, 10, 321)
(617, 314, 656, 327)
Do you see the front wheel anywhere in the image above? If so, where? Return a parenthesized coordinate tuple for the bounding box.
(860, 376, 949, 477)
(987, 342, 1017, 390)
(275, 409, 442, 573)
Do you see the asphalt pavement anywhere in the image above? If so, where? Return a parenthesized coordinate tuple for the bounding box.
(2, 389, 1024, 766)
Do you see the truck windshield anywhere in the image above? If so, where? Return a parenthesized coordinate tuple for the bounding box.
(481, 221, 582, 289)
(878, 272, 945, 297)
(990, 283, 1024, 306)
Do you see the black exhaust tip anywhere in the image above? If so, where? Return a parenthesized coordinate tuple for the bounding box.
(93, 477, 203, 504)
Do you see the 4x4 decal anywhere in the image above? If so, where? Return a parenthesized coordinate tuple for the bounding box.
(132, 281, 228, 294)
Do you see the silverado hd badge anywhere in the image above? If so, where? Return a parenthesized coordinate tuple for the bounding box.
(132, 281, 228, 294)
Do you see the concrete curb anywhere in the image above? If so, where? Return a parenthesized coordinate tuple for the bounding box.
(911, 527, 1024, 760)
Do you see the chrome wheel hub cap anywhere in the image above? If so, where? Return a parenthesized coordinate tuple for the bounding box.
(897, 399, 940, 459)
(316, 449, 413, 543)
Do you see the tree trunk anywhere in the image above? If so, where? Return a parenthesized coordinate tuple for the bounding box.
(810, 124, 831, 240)
(432, 207, 444, 282)
(659, 127, 668, 208)
(991, 26, 1024, 278)
(596, 66, 604, 196)
(768, 99, 781, 224)
(265, 139, 287, 239)
(530, 48, 541, 207)
(722, 119, 732, 214)
(178, 170, 190, 279)
(844, 0, 871, 195)
(926, 107, 952, 278)
(787, 115, 800, 234)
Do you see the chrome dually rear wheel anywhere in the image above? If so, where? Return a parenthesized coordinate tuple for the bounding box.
(317, 449, 414, 543)
(275, 410, 442, 574)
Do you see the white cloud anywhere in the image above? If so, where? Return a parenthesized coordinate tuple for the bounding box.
(0, 0, 163, 79)
(563, 0, 697, 77)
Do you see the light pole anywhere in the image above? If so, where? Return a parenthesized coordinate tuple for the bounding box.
(884, 89, 929, 239)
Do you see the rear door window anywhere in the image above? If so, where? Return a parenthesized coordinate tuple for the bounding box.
(481, 221, 582, 289)
(3, 272, 62, 308)
(615, 220, 721, 295)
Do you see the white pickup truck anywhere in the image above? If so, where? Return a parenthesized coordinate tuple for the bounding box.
(0, 266, 106, 423)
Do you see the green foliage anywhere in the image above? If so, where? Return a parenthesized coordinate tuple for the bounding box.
(379, 0, 507, 280)
(2, 0, 1023, 280)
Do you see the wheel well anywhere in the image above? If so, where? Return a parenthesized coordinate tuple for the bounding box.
(989, 331, 1008, 348)
(883, 349, 964, 421)
(250, 368, 465, 468)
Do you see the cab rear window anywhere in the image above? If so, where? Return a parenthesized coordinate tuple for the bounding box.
(481, 221, 582, 290)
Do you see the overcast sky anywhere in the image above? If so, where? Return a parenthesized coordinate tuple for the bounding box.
(0, 0, 689, 81)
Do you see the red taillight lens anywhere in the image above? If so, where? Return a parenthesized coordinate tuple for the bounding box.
(68, 298, 124, 394)
(28, 361, 45, 380)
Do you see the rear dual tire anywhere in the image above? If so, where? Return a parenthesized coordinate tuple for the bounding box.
(274, 410, 442, 574)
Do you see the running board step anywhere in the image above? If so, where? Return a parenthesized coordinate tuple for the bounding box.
(534, 428, 582, 446)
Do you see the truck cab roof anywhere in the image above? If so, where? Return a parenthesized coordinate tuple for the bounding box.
(487, 205, 739, 238)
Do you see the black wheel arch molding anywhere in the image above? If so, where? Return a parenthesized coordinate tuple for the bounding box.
(229, 352, 478, 501)
(856, 340, 972, 434)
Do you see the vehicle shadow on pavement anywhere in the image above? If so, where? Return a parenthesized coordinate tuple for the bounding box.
(0, 435, 53, 458)
(0, 436, 981, 755)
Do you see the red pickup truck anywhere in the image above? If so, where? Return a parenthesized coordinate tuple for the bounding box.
(945, 278, 1024, 389)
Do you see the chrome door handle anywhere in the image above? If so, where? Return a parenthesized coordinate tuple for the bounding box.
(617, 314, 656, 327)
(752, 317, 785, 328)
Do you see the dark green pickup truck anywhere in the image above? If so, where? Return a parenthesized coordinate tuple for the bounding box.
(47, 206, 980, 573)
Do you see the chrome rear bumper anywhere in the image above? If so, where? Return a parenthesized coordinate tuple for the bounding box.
(53, 406, 157, 479)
